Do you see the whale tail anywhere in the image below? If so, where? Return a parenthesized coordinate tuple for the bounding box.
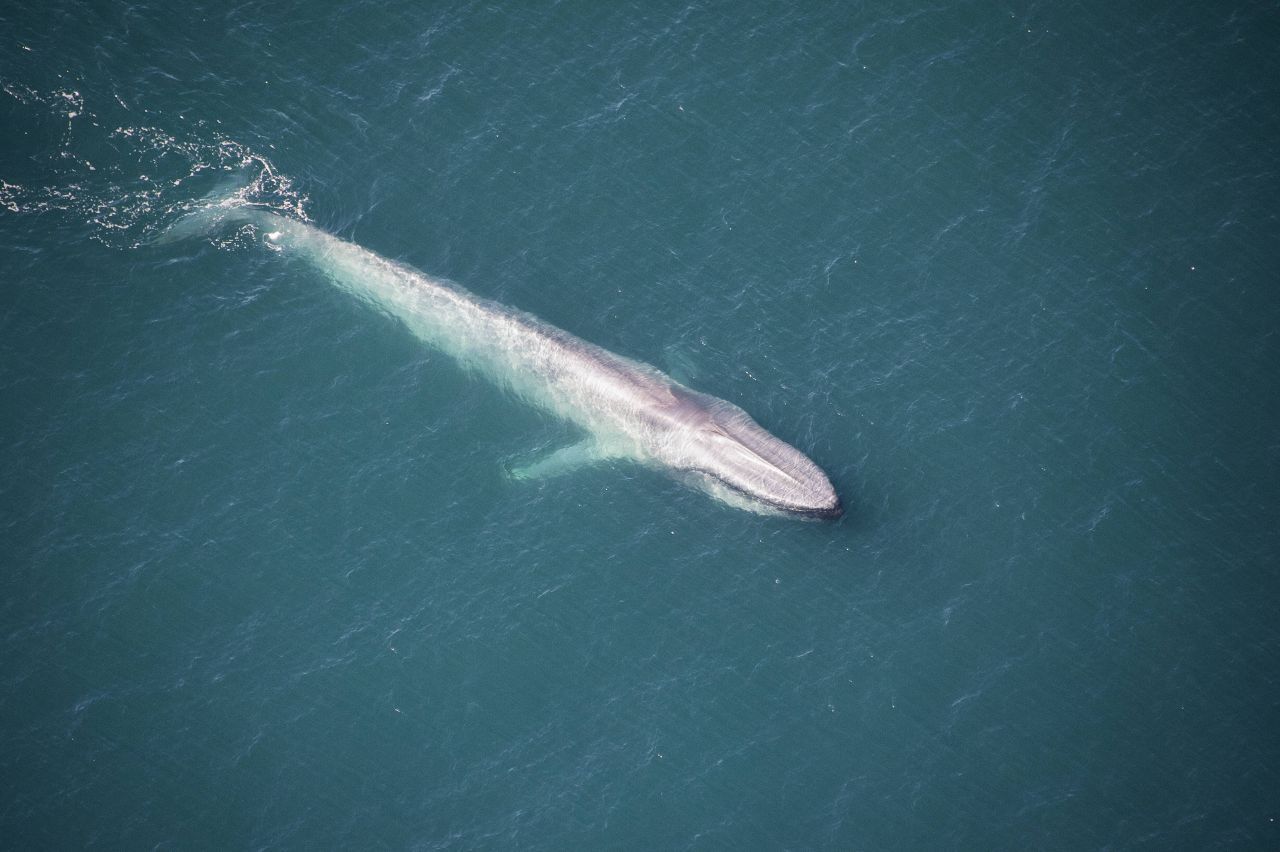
(151, 171, 262, 244)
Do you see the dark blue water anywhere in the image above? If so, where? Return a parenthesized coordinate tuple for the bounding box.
(3, 1, 1278, 847)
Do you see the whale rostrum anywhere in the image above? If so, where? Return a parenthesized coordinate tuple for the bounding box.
(168, 198, 842, 519)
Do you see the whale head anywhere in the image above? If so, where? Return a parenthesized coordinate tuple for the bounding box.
(667, 391, 843, 520)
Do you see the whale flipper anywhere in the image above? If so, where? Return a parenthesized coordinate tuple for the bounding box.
(508, 440, 608, 481)
(662, 342, 702, 386)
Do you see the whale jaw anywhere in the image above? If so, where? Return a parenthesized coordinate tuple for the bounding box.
(796, 497, 844, 520)
(680, 469, 843, 521)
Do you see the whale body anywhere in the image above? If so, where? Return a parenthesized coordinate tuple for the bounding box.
(170, 198, 842, 519)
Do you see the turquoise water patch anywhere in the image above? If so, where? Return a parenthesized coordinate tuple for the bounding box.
(3, 1, 1278, 847)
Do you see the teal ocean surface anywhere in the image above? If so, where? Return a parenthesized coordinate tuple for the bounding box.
(3, 1, 1278, 847)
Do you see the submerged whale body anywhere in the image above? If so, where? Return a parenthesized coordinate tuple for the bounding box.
(166, 196, 842, 519)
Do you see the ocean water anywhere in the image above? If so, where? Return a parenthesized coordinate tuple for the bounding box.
(3, 0, 1278, 847)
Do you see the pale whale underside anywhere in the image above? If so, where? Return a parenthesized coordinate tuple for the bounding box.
(168, 197, 842, 519)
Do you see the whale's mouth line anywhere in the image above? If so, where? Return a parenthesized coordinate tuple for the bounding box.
(704, 424, 809, 487)
(721, 434, 807, 488)
(688, 467, 842, 520)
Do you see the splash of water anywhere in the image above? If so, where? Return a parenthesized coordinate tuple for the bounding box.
(0, 81, 307, 246)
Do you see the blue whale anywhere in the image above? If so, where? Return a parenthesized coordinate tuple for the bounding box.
(164, 195, 842, 519)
